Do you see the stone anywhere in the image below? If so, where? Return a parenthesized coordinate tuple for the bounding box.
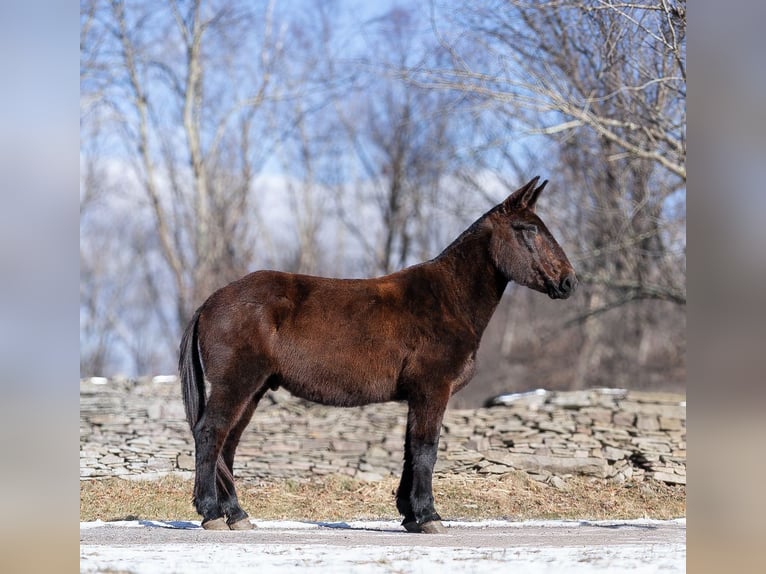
(80, 467, 103, 478)
(463, 437, 490, 451)
(612, 411, 636, 427)
(659, 417, 683, 431)
(619, 401, 685, 419)
(660, 454, 686, 464)
(330, 440, 368, 454)
(571, 433, 600, 447)
(147, 458, 173, 471)
(445, 451, 484, 463)
(634, 451, 661, 463)
(602, 446, 630, 461)
(631, 438, 671, 453)
(626, 391, 685, 404)
(478, 464, 513, 474)
(177, 453, 195, 469)
(100, 453, 124, 465)
(442, 425, 474, 438)
(580, 407, 614, 424)
(537, 421, 575, 434)
(549, 390, 592, 408)
(312, 464, 338, 475)
(636, 415, 660, 431)
(89, 414, 132, 426)
(594, 391, 626, 408)
(486, 453, 608, 478)
(549, 476, 567, 490)
(651, 471, 686, 485)
(527, 471, 552, 482)
(365, 445, 390, 460)
(492, 420, 527, 433)
(262, 440, 302, 453)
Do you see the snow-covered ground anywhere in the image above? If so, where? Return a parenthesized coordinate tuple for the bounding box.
(81, 518, 685, 573)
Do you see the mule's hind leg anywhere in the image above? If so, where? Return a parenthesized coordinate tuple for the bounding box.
(193, 382, 261, 529)
(216, 384, 270, 530)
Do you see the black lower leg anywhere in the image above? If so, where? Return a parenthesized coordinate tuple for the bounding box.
(396, 430, 415, 524)
(400, 400, 446, 529)
(409, 438, 442, 525)
(192, 418, 225, 523)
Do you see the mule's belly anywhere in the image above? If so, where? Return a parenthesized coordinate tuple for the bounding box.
(269, 320, 407, 406)
(279, 370, 400, 407)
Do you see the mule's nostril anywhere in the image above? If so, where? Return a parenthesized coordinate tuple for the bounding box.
(560, 274, 577, 295)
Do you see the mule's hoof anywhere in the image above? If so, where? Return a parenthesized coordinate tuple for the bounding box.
(402, 520, 421, 533)
(420, 520, 447, 534)
(228, 518, 254, 530)
(201, 517, 229, 530)
(402, 520, 447, 534)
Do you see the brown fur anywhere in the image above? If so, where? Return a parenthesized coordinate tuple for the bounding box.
(180, 176, 577, 531)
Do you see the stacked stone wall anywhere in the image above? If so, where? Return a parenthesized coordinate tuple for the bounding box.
(80, 378, 686, 486)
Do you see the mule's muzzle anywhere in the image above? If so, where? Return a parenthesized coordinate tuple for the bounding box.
(550, 272, 578, 299)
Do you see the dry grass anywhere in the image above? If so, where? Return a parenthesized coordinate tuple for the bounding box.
(80, 472, 685, 523)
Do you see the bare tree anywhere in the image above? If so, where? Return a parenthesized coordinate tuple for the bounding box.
(329, 7, 483, 276)
(80, 0, 685, 391)
(424, 1, 685, 176)
(81, 0, 350, 374)
(413, 0, 686, 390)
(114, 0, 289, 323)
(81, 0, 292, 356)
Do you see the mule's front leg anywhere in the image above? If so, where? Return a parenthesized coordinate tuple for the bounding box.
(400, 398, 448, 534)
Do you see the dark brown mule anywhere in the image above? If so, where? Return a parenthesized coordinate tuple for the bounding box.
(180, 176, 577, 532)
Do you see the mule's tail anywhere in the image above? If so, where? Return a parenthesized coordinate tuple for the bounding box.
(179, 307, 236, 497)
(179, 308, 206, 432)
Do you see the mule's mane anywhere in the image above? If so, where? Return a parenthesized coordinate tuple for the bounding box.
(432, 206, 495, 263)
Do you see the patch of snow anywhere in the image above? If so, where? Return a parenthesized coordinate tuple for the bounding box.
(86, 377, 109, 385)
(81, 541, 685, 574)
(488, 388, 548, 406)
(80, 519, 685, 573)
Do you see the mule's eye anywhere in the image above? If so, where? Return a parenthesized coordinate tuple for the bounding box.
(513, 223, 538, 236)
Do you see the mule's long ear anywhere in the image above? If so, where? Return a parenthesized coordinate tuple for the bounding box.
(502, 176, 547, 212)
(525, 178, 548, 212)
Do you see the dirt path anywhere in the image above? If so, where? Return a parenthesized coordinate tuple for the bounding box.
(81, 518, 685, 573)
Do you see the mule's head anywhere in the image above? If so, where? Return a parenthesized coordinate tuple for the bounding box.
(488, 176, 577, 299)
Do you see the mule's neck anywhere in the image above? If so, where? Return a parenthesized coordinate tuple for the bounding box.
(430, 218, 508, 338)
